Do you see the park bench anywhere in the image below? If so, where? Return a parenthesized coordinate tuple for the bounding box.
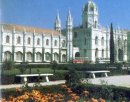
(16, 74, 53, 83)
(85, 70, 110, 79)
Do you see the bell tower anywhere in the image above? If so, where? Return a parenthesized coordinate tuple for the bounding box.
(82, 0, 98, 28)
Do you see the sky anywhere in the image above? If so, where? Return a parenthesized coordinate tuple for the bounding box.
(1, 0, 130, 30)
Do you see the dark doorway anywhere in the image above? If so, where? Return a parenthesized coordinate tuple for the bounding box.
(75, 52, 80, 57)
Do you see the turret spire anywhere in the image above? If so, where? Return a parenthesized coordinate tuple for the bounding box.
(66, 10, 73, 28)
(54, 12, 61, 32)
(66, 10, 73, 62)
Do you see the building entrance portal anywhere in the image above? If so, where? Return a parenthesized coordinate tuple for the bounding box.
(75, 52, 80, 57)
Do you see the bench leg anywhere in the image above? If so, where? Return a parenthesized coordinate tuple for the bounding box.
(92, 73, 96, 78)
(104, 73, 108, 77)
(45, 76, 49, 82)
(23, 77, 27, 83)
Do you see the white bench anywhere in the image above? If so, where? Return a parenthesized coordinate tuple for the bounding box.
(85, 70, 110, 79)
(16, 74, 53, 83)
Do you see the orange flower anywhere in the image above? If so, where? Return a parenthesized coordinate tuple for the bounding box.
(99, 98, 106, 102)
(83, 90, 89, 96)
(91, 98, 98, 102)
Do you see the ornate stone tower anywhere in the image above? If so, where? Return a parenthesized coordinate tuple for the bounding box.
(66, 10, 73, 62)
(54, 12, 61, 33)
(82, 0, 98, 28)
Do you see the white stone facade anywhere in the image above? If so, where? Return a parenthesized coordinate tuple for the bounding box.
(0, 24, 68, 63)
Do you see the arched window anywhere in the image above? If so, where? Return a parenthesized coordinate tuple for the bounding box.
(17, 36, 21, 44)
(54, 40, 57, 46)
(62, 54, 66, 62)
(54, 53, 59, 61)
(101, 37, 104, 46)
(62, 40, 66, 47)
(45, 52, 51, 61)
(27, 52, 32, 62)
(6, 35, 10, 43)
(37, 38, 40, 45)
(4, 51, 12, 60)
(95, 36, 98, 45)
(102, 49, 104, 58)
(90, 6, 94, 11)
(36, 52, 42, 61)
(16, 52, 23, 61)
(95, 48, 98, 58)
(46, 39, 49, 46)
(28, 37, 31, 44)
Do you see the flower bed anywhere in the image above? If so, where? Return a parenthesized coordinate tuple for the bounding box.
(0, 84, 106, 102)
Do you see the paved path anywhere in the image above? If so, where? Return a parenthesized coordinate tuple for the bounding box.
(0, 80, 65, 89)
(84, 75, 130, 88)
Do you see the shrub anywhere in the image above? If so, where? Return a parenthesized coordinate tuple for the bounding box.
(2, 60, 14, 70)
(18, 62, 28, 74)
(64, 68, 80, 86)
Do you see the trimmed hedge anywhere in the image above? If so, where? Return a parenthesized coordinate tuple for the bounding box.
(72, 84, 130, 101)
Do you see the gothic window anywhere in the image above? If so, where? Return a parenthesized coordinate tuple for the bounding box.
(54, 40, 57, 46)
(62, 40, 66, 47)
(4, 51, 12, 61)
(28, 37, 31, 45)
(45, 52, 51, 61)
(95, 36, 98, 45)
(17, 36, 21, 44)
(27, 52, 32, 61)
(36, 52, 42, 61)
(46, 39, 49, 46)
(101, 37, 104, 46)
(54, 53, 59, 61)
(102, 49, 104, 58)
(6, 35, 10, 43)
(95, 48, 98, 58)
(90, 6, 94, 11)
(62, 54, 66, 62)
(37, 38, 40, 45)
(16, 52, 23, 61)
(74, 32, 77, 38)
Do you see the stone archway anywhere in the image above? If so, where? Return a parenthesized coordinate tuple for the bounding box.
(75, 52, 80, 57)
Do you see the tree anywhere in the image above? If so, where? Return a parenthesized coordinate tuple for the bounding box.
(110, 23, 115, 64)
(51, 60, 57, 74)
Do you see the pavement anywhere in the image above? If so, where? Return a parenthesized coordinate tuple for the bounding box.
(0, 80, 66, 89)
(1, 75, 130, 89)
(83, 75, 130, 88)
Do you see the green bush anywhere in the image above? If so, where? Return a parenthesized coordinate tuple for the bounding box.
(2, 60, 14, 70)
(64, 68, 81, 86)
